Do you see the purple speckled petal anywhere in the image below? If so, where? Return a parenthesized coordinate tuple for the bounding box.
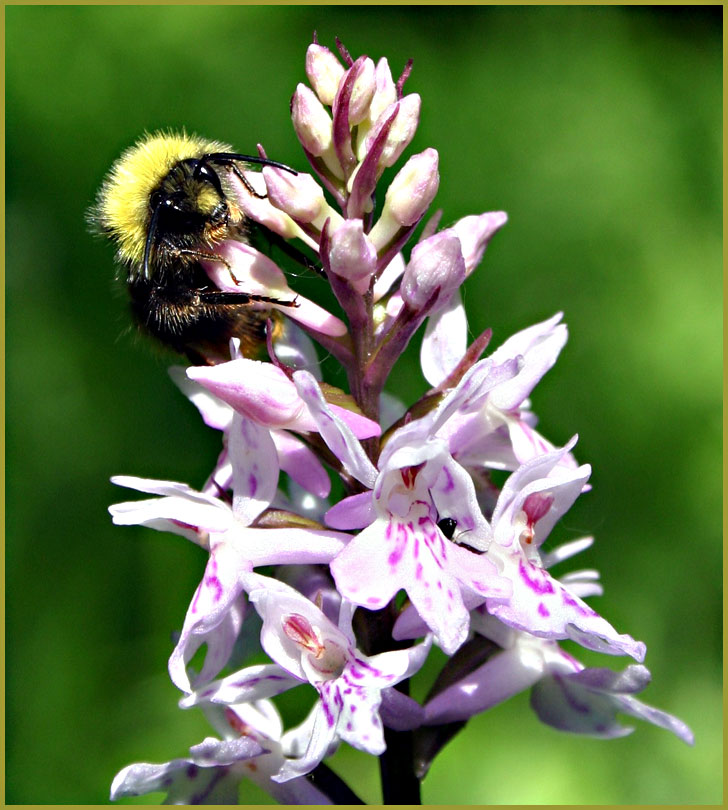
(488, 313, 567, 411)
(110, 756, 243, 804)
(429, 456, 491, 548)
(168, 550, 249, 693)
(380, 686, 426, 731)
(329, 520, 406, 610)
(293, 370, 379, 487)
(274, 702, 335, 782)
(169, 366, 234, 431)
(420, 290, 468, 387)
(108, 494, 229, 542)
(490, 437, 586, 548)
(446, 542, 513, 602)
(229, 414, 279, 526)
(246, 572, 351, 682)
(189, 736, 270, 768)
(530, 666, 693, 743)
(325, 491, 376, 530)
(272, 430, 331, 498)
(614, 692, 695, 744)
(241, 527, 350, 569)
(332, 674, 386, 755)
(425, 644, 544, 725)
(331, 516, 470, 654)
(567, 664, 651, 694)
(485, 550, 646, 661)
(180, 663, 299, 709)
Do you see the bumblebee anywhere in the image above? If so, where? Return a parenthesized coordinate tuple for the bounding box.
(90, 131, 301, 364)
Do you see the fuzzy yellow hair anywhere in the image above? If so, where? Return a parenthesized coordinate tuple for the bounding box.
(93, 131, 231, 264)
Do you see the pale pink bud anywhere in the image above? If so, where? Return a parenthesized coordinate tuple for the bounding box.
(368, 57, 397, 123)
(291, 83, 333, 156)
(451, 212, 508, 275)
(363, 94, 421, 168)
(306, 43, 345, 106)
(232, 172, 314, 246)
(263, 168, 343, 233)
(384, 148, 440, 226)
(347, 57, 376, 125)
(328, 219, 378, 294)
(400, 232, 466, 311)
(369, 149, 439, 250)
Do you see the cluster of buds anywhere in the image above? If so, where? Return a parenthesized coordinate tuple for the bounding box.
(109, 38, 692, 805)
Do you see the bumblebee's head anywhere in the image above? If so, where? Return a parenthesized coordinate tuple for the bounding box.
(90, 131, 297, 281)
(143, 156, 234, 277)
(150, 160, 228, 235)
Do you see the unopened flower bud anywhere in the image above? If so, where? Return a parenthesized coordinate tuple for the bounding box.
(264, 168, 343, 233)
(347, 57, 376, 126)
(400, 231, 466, 311)
(362, 94, 421, 167)
(368, 57, 397, 123)
(369, 149, 439, 250)
(328, 219, 378, 294)
(384, 148, 440, 226)
(232, 172, 312, 245)
(291, 83, 333, 156)
(306, 43, 345, 106)
(451, 211, 508, 275)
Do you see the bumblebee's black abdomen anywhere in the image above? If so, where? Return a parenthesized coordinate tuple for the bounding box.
(127, 270, 272, 364)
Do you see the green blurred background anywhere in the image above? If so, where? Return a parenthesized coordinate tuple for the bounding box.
(6, 5, 722, 804)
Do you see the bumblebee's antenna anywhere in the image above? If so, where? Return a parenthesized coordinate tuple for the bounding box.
(204, 153, 298, 175)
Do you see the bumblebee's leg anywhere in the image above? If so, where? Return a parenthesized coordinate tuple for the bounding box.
(167, 247, 232, 269)
(197, 290, 299, 308)
(227, 163, 268, 199)
(264, 229, 326, 278)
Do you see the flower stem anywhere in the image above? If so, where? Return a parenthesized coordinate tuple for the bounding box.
(308, 761, 365, 804)
(380, 718, 421, 804)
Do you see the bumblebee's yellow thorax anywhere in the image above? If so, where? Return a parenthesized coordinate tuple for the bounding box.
(95, 132, 231, 264)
